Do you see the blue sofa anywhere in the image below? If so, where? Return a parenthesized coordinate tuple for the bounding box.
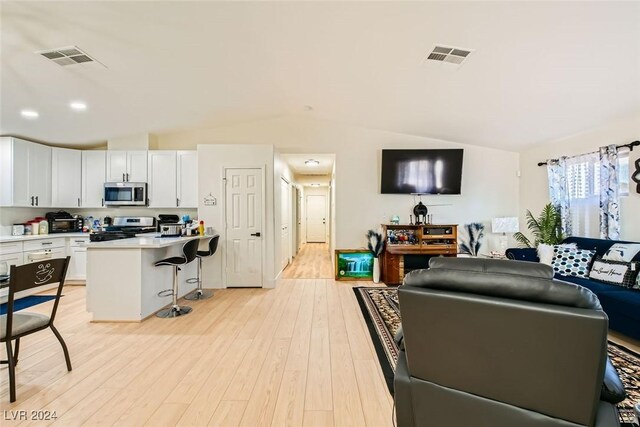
(506, 237, 640, 341)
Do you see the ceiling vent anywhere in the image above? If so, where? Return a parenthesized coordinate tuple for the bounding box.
(37, 46, 100, 67)
(426, 45, 472, 66)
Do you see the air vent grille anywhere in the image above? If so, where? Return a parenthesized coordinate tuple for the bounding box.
(426, 45, 473, 66)
(37, 46, 98, 67)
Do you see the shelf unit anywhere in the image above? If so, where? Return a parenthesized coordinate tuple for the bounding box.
(381, 223, 458, 285)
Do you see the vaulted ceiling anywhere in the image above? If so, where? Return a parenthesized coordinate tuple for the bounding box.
(1, 1, 639, 150)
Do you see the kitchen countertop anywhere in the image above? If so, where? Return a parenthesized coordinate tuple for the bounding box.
(0, 232, 90, 243)
(86, 234, 208, 249)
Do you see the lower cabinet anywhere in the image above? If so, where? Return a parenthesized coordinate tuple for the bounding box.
(67, 237, 89, 281)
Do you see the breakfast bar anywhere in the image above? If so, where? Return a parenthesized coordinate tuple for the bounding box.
(86, 235, 205, 321)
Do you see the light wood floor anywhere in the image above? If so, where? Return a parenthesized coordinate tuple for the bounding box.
(0, 277, 392, 426)
(282, 244, 333, 279)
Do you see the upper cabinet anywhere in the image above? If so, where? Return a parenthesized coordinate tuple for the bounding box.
(81, 151, 106, 208)
(0, 137, 51, 207)
(52, 147, 81, 208)
(106, 150, 147, 182)
(177, 151, 198, 208)
(148, 151, 178, 208)
(148, 150, 198, 208)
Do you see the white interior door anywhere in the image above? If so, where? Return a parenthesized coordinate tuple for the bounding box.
(280, 178, 290, 271)
(306, 194, 327, 243)
(225, 168, 263, 287)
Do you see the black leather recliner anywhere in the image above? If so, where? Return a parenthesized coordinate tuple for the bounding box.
(394, 257, 626, 427)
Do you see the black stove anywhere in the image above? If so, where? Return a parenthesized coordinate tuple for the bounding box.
(89, 216, 157, 242)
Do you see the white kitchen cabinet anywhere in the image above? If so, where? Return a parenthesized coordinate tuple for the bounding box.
(0, 252, 23, 299)
(148, 151, 178, 207)
(0, 137, 51, 207)
(82, 151, 107, 207)
(177, 151, 198, 208)
(106, 150, 148, 182)
(52, 147, 82, 207)
(67, 237, 89, 281)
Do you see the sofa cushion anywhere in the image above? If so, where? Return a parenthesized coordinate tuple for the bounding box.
(404, 258, 602, 310)
(551, 246, 596, 278)
(556, 274, 628, 295)
(562, 237, 640, 262)
(597, 291, 640, 322)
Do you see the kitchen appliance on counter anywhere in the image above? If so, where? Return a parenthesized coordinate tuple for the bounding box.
(90, 216, 157, 242)
(157, 214, 181, 237)
(46, 211, 83, 233)
(12, 224, 24, 236)
(104, 182, 147, 206)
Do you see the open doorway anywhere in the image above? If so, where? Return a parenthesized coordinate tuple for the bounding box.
(281, 154, 335, 279)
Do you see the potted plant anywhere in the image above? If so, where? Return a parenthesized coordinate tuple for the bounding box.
(367, 229, 384, 283)
(513, 203, 565, 247)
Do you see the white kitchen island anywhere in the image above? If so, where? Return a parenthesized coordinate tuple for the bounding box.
(86, 235, 205, 321)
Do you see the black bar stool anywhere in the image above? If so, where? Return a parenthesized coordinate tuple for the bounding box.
(185, 235, 219, 300)
(155, 238, 199, 318)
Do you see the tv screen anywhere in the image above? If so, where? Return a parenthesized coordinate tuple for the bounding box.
(381, 149, 464, 194)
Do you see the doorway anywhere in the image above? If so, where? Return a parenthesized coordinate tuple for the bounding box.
(224, 167, 264, 287)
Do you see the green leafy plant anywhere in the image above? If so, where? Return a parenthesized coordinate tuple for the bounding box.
(513, 203, 565, 248)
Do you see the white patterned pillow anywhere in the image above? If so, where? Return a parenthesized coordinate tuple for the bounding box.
(552, 247, 596, 278)
(589, 256, 640, 287)
(602, 243, 640, 263)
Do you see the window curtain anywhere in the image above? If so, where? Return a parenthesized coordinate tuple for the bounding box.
(546, 145, 621, 239)
(547, 157, 572, 236)
(599, 144, 620, 239)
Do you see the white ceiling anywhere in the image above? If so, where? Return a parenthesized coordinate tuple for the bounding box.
(282, 153, 335, 175)
(1, 1, 639, 150)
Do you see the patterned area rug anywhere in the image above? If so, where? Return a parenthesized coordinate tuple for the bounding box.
(353, 286, 640, 425)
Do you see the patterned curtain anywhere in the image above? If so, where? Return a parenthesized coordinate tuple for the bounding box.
(599, 144, 620, 239)
(547, 157, 572, 236)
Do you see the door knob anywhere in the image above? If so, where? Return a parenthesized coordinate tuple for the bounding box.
(250, 232, 261, 237)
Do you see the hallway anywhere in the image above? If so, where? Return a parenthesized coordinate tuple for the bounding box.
(282, 243, 333, 279)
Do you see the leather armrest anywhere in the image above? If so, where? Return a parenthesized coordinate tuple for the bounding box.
(601, 357, 626, 404)
(394, 325, 405, 351)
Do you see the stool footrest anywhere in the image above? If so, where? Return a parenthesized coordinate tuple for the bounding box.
(157, 289, 174, 298)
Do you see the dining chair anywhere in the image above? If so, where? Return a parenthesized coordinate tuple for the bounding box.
(1, 256, 71, 402)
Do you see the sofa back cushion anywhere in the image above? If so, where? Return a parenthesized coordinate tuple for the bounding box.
(404, 257, 602, 310)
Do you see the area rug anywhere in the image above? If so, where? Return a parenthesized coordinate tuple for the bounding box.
(0, 295, 57, 315)
(354, 286, 640, 426)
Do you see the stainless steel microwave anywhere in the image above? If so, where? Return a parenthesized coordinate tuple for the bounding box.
(104, 182, 147, 206)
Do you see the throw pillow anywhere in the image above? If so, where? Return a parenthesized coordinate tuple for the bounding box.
(589, 256, 640, 288)
(602, 243, 640, 262)
(552, 246, 596, 278)
(635, 272, 640, 290)
(537, 243, 577, 266)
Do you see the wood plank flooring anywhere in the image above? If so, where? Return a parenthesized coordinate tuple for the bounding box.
(282, 244, 333, 279)
(0, 278, 392, 426)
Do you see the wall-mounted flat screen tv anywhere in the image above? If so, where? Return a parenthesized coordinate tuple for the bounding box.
(381, 149, 464, 194)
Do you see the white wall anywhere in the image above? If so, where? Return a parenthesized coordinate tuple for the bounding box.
(197, 144, 276, 288)
(158, 115, 521, 256)
(519, 113, 640, 241)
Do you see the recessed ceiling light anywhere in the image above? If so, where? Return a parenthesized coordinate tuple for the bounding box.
(20, 109, 39, 119)
(70, 101, 87, 111)
(305, 159, 320, 166)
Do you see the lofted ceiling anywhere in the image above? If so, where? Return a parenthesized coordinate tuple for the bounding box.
(1, 1, 639, 150)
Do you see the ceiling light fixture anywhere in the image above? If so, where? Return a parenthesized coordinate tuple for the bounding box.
(20, 109, 39, 119)
(70, 101, 87, 111)
(305, 159, 320, 166)
(310, 183, 321, 187)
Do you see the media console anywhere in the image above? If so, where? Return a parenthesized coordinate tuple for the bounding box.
(380, 223, 458, 285)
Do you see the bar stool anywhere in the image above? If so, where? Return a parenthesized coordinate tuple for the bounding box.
(155, 238, 199, 318)
(185, 235, 219, 300)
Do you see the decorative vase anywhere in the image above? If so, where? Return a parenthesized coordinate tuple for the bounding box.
(373, 257, 380, 284)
